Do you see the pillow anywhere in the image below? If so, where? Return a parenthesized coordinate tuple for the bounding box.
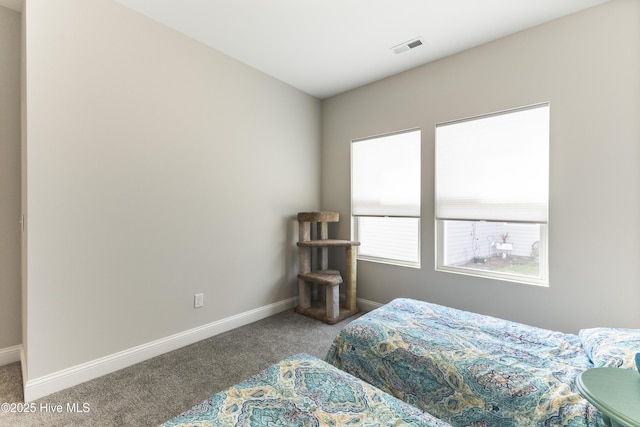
(579, 327, 640, 369)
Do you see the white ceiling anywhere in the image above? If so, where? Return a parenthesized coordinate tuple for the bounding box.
(6, 0, 611, 98)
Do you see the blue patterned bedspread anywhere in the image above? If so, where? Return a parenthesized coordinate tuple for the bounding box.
(325, 298, 603, 427)
(160, 353, 451, 427)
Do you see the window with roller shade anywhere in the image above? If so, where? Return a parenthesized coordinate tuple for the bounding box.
(435, 103, 549, 285)
(351, 129, 421, 268)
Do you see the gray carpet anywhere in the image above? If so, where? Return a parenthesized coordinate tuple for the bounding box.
(0, 309, 360, 426)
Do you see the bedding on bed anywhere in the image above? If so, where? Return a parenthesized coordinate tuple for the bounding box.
(325, 298, 608, 427)
(160, 353, 452, 427)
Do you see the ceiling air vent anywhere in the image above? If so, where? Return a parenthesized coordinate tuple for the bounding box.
(391, 37, 424, 54)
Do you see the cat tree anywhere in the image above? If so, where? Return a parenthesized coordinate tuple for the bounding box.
(296, 212, 360, 324)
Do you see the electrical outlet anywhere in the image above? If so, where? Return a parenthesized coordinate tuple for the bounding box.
(194, 293, 204, 308)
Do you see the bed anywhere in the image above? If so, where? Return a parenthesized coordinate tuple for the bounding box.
(325, 298, 640, 427)
(159, 353, 452, 427)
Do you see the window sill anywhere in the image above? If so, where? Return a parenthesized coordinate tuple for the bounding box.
(436, 265, 548, 287)
(358, 255, 421, 269)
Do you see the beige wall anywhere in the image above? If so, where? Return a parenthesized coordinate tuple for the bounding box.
(23, 0, 320, 385)
(322, 0, 640, 333)
(0, 6, 22, 353)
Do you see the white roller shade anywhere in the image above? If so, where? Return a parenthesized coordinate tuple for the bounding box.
(352, 129, 421, 217)
(435, 103, 549, 223)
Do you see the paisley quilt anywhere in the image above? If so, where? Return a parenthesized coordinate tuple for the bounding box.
(325, 298, 605, 427)
(160, 353, 451, 427)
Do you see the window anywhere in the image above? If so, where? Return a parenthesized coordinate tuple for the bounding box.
(435, 103, 549, 285)
(351, 129, 421, 267)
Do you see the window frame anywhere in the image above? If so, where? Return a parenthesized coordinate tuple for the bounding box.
(351, 128, 421, 268)
(434, 103, 550, 286)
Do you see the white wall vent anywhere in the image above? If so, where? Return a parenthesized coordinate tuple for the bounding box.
(391, 37, 424, 54)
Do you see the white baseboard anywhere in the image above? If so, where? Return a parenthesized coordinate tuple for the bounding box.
(24, 297, 297, 402)
(357, 297, 383, 312)
(0, 344, 21, 367)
